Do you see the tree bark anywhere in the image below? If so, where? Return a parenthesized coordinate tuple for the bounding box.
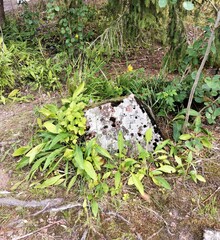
(0, 0, 5, 27)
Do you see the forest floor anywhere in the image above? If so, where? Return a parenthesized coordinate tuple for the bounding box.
(0, 44, 220, 240)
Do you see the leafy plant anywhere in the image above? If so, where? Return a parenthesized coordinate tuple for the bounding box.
(46, 0, 94, 55)
(0, 37, 14, 92)
(0, 89, 33, 104)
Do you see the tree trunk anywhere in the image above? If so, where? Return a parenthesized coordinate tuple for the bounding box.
(0, 0, 5, 27)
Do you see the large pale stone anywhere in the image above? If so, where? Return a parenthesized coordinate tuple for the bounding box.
(85, 94, 162, 154)
(203, 230, 220, 240)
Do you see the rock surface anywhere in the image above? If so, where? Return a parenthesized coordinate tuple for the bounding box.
(203, 230, 220, 240)
(85, 94, 162, 154)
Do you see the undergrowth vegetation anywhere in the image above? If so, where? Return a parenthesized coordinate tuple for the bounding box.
(0, 0, 219, 217)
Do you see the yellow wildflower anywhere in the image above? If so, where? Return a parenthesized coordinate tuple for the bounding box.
(127, 64, 133, 72)
(75, 34, 79, 39)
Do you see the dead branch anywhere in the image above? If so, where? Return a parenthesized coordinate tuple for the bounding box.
(12, 220, 63, 240)
(182, 10, 220, 133)
(0, 197, 63, 208)
(44, 203, 82, 213)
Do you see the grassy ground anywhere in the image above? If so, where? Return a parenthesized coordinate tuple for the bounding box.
(0, 80, 219, 240)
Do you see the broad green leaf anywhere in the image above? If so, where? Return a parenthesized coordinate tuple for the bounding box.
(91, 200, 99, 217)
(102, 182, 109, 193)
(67, 175, 77, 192)
(196, 175, 206, 182)
(104, 163, 115, 169)
(26, 143, 45, 164)
(74, 145, 84, 170)
(84, 160, 97, 180)
(43, 121, 59, 134)
(118, 131, 124, 156)
(158, 0, 167, 7)
(114, 171, 121, 189)
(149, 170, 162, 176)
(157, 155, 168, 160)
(201, 139, 212, 149)
(187, 151, 193, 163)
(13, 146, 30, 157)
(158, 165, 176, 173)
(173, 120, 183, 142)
(179, 134, 192, 140)
(152, 176, 171, 190)
(155, 139, 170, 151)
(183, 1, 194, 10)
(49, 133, 69, 149)
(145, 128, 153, 144)
(102, 171, 111, 179)
(16, 156, 29, 169)
(179, 109, 200, 116)
(29, 157, 46, 179)
(36, 175, 64, 188)
(43, 147, 64, 171)
(85, 138, 96, 158)
(95, 145, 112, 160)
(72, 82, 85, 100)
(131, 174, 144, 195)
(54, 5, 60, 11)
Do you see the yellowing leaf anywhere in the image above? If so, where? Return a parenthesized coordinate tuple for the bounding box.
(26, 143, 45, 164)
(43, 121, 59, 134)
(72, 82, 85, 100)
(196, 175, 206, 182)
(84, 160, 97, 180)
(157, 165, 176, 173)
(131, 174, 144, 195)
(36, 175, 64, 188)
(67, 175, 77, 192)
(95, 145, 112, 160)
(91, 200, 99, 217)
(179, 134, 192, 140)
(201, 139, 212, 149)
(74, 145, 84, 169)
(127, 64, 133, 72)
(145, 128, 153, 144)
(8, 89, 19, 98)
(13, 146, 30, 157)
(152, 176, 171, 190)
(114, 171, 121, 189)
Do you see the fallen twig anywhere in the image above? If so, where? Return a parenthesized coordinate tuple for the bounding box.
(106, 211, 131, 225)
(147, 226, 164, 240)
(12, 220, 63, 240)
(80, 228, 88, 240)
(44, 203, 82, 213)
(105, 211, 143, 239)
(0, 197, 63, 208)
(145, 207, 174, 236)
